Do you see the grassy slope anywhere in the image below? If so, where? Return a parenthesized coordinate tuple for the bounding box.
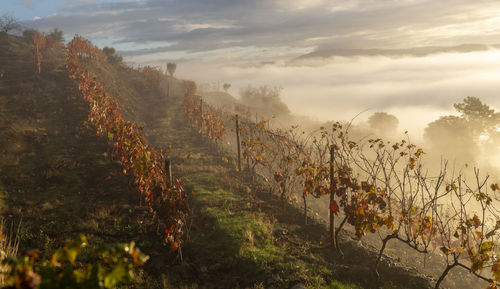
(0, 33, 169, 286)
(0, 33, 437, 289)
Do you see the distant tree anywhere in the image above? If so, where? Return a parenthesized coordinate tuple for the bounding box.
(0, 14, 22, 34)
(424, 115, 476, 163)
(102, 46, 123, 64)
(239, 85, 290, 117)
(223, 83, 231, 92)
(32, 33, 47, 74)
(49, 28, 64, 43)
(167, 62, 176, 76)
(368, 112, 399, 135)
(424, 97, 500, 165)
(240, 85, 281, 102)
(453, 96, 500, 138)
(23, 28, 40, 41)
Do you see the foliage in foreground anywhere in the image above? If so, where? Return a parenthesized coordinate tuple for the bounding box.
(1, 235, 148, 289)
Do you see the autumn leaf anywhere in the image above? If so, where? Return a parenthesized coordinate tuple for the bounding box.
(480, 241, 493, 253)
(409, 157, 415, 170)
(472, 215, 481, 229)
(330, 200, 339, 216)
(170, 241, 179, 251)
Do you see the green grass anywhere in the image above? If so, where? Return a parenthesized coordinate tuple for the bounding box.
(158, 170, 355, 289)
(328, 280, 364, 289)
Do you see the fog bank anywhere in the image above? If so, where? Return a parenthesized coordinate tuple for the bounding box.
(171, 49, 500, 139)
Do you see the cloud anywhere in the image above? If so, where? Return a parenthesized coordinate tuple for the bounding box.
(18, 0, 36, 8)
(292, 44, 500, 62)
(24, 0, 500, 60)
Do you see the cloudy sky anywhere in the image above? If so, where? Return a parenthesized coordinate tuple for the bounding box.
(5, 0, 500, 136)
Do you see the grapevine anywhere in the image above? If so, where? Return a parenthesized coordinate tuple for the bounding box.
(66, 36, 188, 251)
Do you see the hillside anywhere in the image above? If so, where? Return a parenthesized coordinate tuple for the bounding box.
(0, 32, 164, 285)
(1, 32, 489, 289)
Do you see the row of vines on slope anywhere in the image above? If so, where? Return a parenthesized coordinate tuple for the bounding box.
(183, 84, 500, 289)
(183, 84, 227, 143)
(66, 35, 187, 252)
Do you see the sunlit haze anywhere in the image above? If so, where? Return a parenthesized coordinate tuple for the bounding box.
(175, 50, 500, 137)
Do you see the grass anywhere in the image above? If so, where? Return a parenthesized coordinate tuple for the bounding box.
(159, 171, 343, 289)
(328, 280, 363, 289)
(0, 32, 156, 258)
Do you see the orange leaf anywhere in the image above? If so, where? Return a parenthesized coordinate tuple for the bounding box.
(170, 241, 179, 251)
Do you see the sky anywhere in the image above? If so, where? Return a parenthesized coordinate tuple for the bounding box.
(4, 0, 500, 137)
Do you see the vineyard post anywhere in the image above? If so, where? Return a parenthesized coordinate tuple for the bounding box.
(167, 77, 170, 98)
(329, 145, 337, 250)
(199, 98, 203, 133)
(165, 158, 173, 187)
(235, 114, 242, 172)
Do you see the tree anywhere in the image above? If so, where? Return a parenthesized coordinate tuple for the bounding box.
(239, 85, 290, 118)
(453, 96, 500, 138)
(223, 83, 231, 92)
(102, 46, 123, 64)
(425, 97, 500, 164)
(23, 28, 39, 41)
(32, 33, 47, 74)
(49, 27, 64, 43)
(0, 14, 22, 34)
(368, 112, 399, 135)
(167, 62, 176, 76)
(424, 115, 476, 163)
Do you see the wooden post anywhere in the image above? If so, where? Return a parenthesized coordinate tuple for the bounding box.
(329, 145, 336, 249)
(235, 114, 242, 172)
(165, 158, 173, 187)
(167, 77, 170, 98)
(199, 98, 203, 133)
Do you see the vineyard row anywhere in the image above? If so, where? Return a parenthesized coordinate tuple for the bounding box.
(66, 36, 187, 252)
